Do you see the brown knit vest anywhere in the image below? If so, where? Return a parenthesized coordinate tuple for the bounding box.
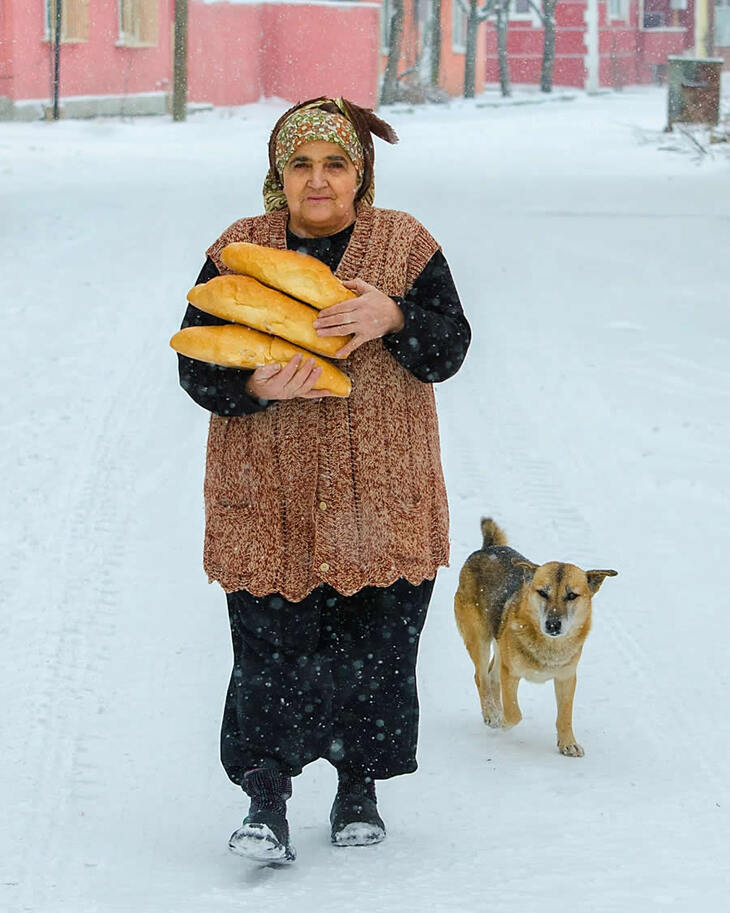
(202, 204, 450, 601)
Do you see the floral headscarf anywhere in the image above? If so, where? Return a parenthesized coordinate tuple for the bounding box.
(263, 97, 398, 213)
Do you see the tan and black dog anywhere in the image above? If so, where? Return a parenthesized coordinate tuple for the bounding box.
(454, 519, 616, 757)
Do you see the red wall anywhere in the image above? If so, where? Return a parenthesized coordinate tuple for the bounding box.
(262, 4, 379, 107)
(485, 0, 692, 89)
(4, 0, 174, 102)
(1, 1, 379, 109)
(188, 2, 263, 106)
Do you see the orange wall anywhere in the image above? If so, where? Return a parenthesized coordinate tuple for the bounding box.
(381, 1, 486, 98)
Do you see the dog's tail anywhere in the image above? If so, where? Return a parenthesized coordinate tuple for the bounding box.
(481, 517, 507, 549)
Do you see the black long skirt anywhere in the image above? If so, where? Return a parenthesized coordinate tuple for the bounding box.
(221, 576, 435, 783)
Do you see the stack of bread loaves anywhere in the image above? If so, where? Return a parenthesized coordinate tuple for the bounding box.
(170, 242, 355, 397)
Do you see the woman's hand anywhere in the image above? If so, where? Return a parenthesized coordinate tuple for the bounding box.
(314, 278, 405, 359)
(245, 354, 334, 401)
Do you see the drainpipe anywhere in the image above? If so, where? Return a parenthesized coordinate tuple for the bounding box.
(52, 0, 62, 119)
(585, 0, 599, 93)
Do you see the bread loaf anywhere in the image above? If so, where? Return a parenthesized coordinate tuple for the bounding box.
(187, 275, 350, 359)
(170, 324, 351, 398)
(220, 242, 357, 311)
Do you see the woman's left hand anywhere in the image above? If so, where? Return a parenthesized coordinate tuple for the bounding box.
(313, 278, 405, 359)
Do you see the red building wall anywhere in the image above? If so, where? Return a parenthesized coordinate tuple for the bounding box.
(0, 1, 380, 111)
(484, 0, 691, 89)
(2, 0, 174, 103)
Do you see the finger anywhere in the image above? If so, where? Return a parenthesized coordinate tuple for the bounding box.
(275, 353, 304, 384)
(335, 335, 367, 359)
(342, 278, 372, 294)
(300, 388, 334, 399)
(253, 362, 282, 379)
(317, 301, 359, 319)
(316, 324, 358, 338)
(284, 359, 320, 396)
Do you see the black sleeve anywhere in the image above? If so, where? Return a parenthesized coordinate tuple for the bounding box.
(177, 258, 271, 416)
(382, 250, 471, 383)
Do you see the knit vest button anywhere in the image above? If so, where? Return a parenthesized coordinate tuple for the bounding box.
(318, 501, 327, 511)
(319, 562, 330, 573)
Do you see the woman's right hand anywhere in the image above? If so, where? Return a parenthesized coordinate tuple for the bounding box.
(244, 354, 334, 401)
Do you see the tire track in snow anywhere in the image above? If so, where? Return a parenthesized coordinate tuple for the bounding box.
(16, 350, 155, 911)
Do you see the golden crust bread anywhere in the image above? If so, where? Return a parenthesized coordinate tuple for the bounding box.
(170, 324, 351, 397)
(186, 275, 350, 359)
(220, 241, 357, 310)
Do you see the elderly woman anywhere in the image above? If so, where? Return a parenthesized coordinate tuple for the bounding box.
(177, 97, 470, 865)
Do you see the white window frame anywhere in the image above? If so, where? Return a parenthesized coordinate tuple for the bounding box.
(607, 0, 630, 22)
(381, 0, 392, 53)
(511, 0, 540, 22)
(452, 0, 468, 54)
(117, 0, 159, 49)
(43, 0, 88, 44)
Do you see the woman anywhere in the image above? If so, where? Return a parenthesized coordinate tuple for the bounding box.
(177, 97, 471, 864)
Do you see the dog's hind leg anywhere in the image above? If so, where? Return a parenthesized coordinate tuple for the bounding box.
(481, 642, 504, 728)
(454, 587, 500, 725)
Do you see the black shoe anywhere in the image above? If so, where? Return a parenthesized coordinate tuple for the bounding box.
(330, 774, 386, 847)
(229, 767, 296, 864)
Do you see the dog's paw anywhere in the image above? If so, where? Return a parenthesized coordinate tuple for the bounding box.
(558, 741, 585, 758)
(482, 710, 504, 729)
(501, 714, 522, 730)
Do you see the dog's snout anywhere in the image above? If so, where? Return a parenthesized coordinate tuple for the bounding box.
(545, 616, 562, 637)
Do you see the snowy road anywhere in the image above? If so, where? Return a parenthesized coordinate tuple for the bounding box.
(2, 88, 729, 912)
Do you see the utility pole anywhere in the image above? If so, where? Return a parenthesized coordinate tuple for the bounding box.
(172, 0, 188, 121)
(584, 0, 599, 94)
(53, 0, 62, 119)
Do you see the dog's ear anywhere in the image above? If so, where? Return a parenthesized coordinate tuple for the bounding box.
(512, 559, 538, 580)
(585, 569, 618, 594)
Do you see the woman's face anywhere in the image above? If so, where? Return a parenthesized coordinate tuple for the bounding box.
(282, 140, 360, 238)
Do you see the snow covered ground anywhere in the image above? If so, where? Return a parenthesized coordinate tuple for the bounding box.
(2, 86, 729, 913)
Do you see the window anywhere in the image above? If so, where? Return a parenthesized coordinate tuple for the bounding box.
(118, 0, 159, 48)
(717, 0, 730, 47)
(512, 0, 534, 16)
(381, 0, 392, 51)
(452, 0, 468, 54)
(608, 0, 629, 20)
(44, 0, 89, 43)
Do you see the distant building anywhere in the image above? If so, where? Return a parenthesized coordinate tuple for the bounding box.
(483, 0, 729, 89)
(0, 1, 726, 119)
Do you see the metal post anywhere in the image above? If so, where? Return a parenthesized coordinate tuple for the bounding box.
(584, 0, 599, 94)
(53, 0, 62, 119)
(172, 0, 188, 122)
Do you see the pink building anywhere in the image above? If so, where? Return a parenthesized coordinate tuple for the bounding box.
(0, 0, 380, 119)
(484, 0, 728, 89)
(0, 1, 727, 118)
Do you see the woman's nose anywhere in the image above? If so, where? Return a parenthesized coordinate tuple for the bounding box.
(308, 167, 328, 187)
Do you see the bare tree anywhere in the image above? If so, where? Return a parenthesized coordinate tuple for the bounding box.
(429, 0, 442, 88)
(381, 0, 406, 105)
(527, 0, 558, 93)
(457, 0, 511, 99)
(172, 0, 188, 121)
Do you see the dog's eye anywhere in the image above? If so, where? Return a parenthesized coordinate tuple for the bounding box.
(565, 592, 579, 601)
(536, 589, 549, 599)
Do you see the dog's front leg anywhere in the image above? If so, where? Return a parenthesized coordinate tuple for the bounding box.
(499, 663, 522, 728)
(554, 673, 584, 757)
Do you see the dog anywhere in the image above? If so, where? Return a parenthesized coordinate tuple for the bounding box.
(454, 518, 616, 757)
